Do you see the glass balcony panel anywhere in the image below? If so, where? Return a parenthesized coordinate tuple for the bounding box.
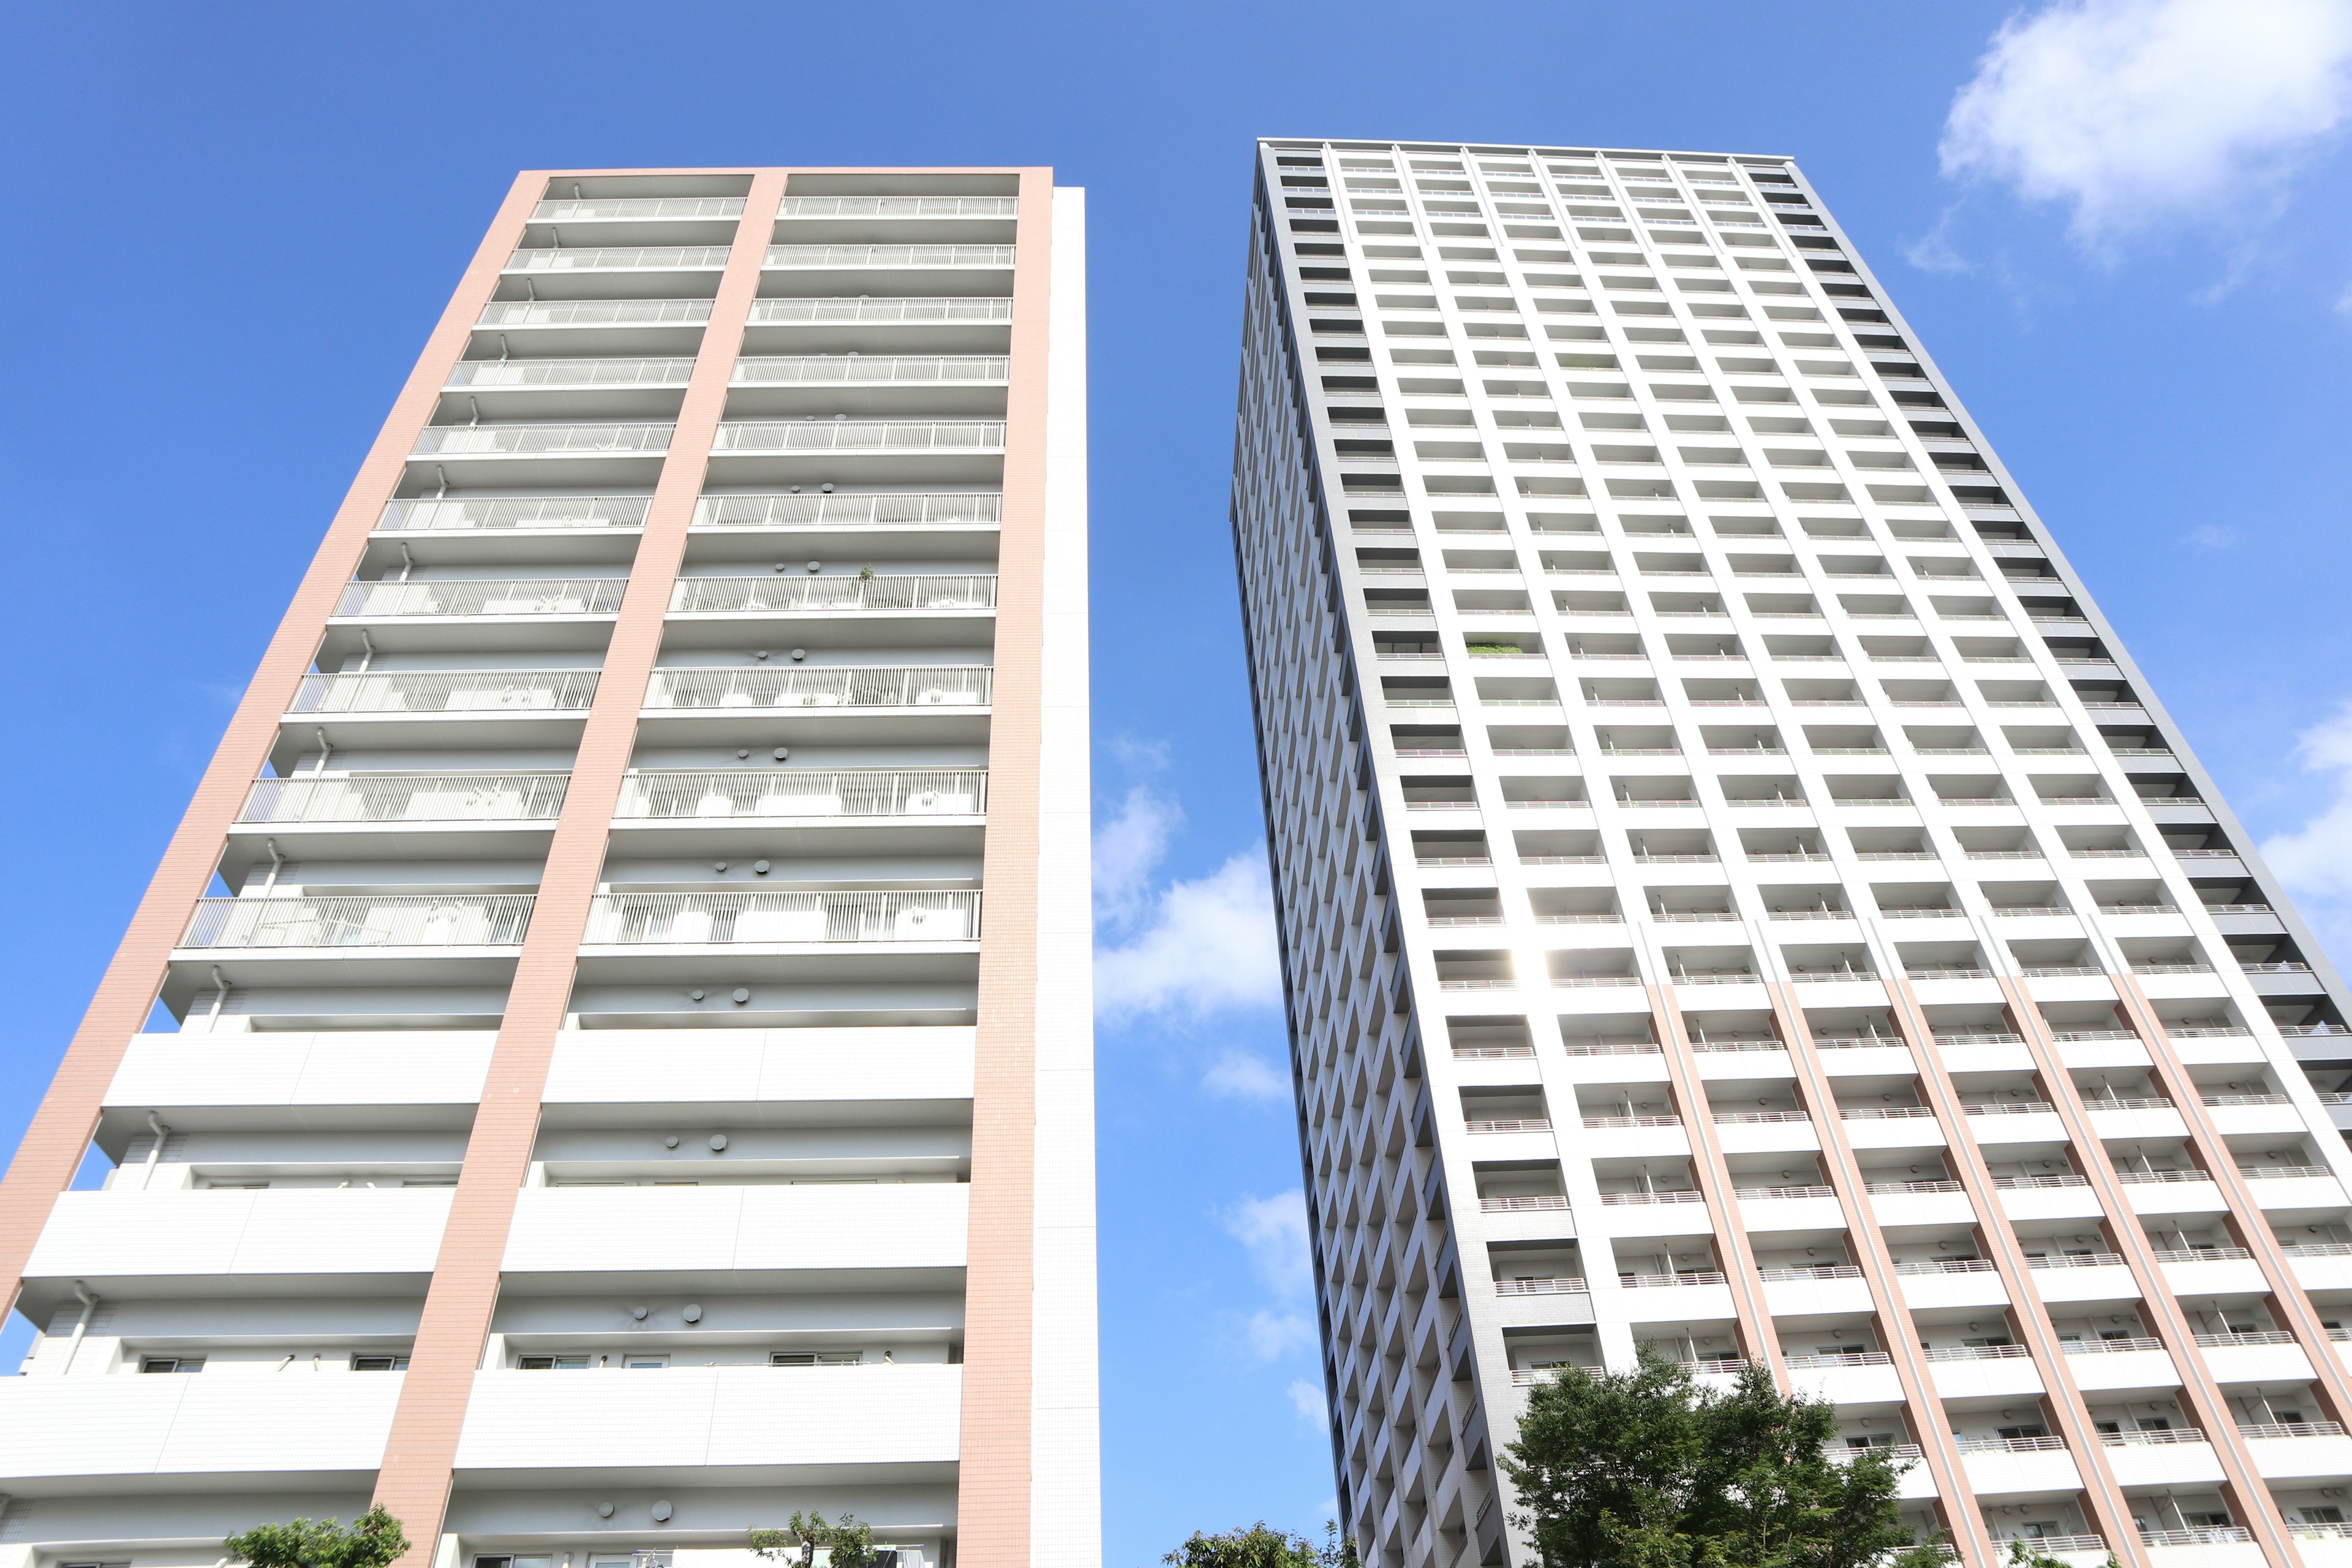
(239, 774, 569, 824)
(709, 421, 1002, 453)
(477, 300, 710, 328)
(377, 496, 649, 532)
(774, 197, 1017, 217)
(746, 297, 1012, 324)
(334, 580, 627, 617)
(505, 246, 730, 271)
(288, 671, 600, 714)
(668, 575, 995, 613)
(412, 424, 671, 456)
(763, 245, 1015, 268)
(692, 494, 1000, 528)
(641, 667, 991, 709)
(582, 889, 982, 943)
(531, 198, 744, 221)
(445, 359, 695, 389)
(613, 769, 986, 820)
(181, 895, 535, 949)
(730, 356, 1009, 385)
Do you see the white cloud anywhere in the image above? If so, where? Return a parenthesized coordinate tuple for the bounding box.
(1221, 1187, 1313, 1299)
(2335, 278, 2352, 316)
(1094, 784, 1182, 925)
(1289, 1377, 1331, 1428)
(2184, 523, 2239, 549)
(1939, 0, 2352, 246)
(2261, 702, 2352, 899)
(1247, 1311, 1319, 1360)
(1203, 1049, 1291, 1100)
(1094, 851, 1284, 1020)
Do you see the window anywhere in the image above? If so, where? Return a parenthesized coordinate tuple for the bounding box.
(352, 1354, 410, 1371)
(138, 1356, 204, 1374)
(475, 1556, 554, 1568)
(516, 1355, 590, 1370)
(771, 1351, 864, 1366)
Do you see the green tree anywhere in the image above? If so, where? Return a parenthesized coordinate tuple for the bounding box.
(752, 1512, 878, 1568)
(225, 1507, 410, 1568)
(1502, 1350, 1946, 1568)
(1161, 1520, 1357, 1568)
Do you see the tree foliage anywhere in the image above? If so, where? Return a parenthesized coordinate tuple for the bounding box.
(1501, 1351, 1945, 1568)
(225, 1508, 410, 1568)
(752, 1511, 877, 1568)
(1161, 1521, 1359, 1568)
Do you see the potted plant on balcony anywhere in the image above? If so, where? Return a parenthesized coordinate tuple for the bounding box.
(752, 1512, 877, 1568)
(225, 1507, 409, 1568)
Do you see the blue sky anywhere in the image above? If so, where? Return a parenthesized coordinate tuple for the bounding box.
(6, 0, 2352, 1561)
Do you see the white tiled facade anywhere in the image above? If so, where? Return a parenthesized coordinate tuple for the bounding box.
(1233, 137, 2352, 1568)
(0, 170, 1095, 1568)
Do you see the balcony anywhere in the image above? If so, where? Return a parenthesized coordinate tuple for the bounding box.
(531, 197, 745, 221)
(444, 357, 695, 390)
(581, 890, 981, 946)
(26, 1186, 452, 1281)
(180, 894, 535, 952)
(478, 299, 711, 328)
(693, 492, 1002, 529)
(287, 670, 598, 737)
(732, 355, 1008, 385)
(0, 1364, 401, 1485)
(333, 578, 627, 619)
(640, 665, 992, 733)
(709, 419, 1006, 482)
(501, 1181, 968, 1275)
(748, 296, 1013, 325)
(453, 1362, 960, 1474)
(504, 244, 730, 273)
(376, 495, 649, 533)
(614, 768, 985, 824)
(763, 243, 1016, 274)
(668, 574, 996, 616)
(409, 422, 670, 484)
(777, 195, 1017, 218)
(239, 772, 568, 826)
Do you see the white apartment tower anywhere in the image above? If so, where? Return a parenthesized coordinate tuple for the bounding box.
(1232, 137, 2352, 1568)
(0, 167, 1096, 1568)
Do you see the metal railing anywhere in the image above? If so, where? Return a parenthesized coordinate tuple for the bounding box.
(764, 244, 1016, 268)
(582, 889, 981, 944)
(669, 575, 996, 613)
(1479, 1194, 1567, 1212)
(2153, 1246, 2253, 1262)
(2027, 1252, 2126, 1270)
(1580, 1114, 1680, 1129)
(1759, 1264, 1863, 1282)
(1619, 1271, 1727, 1289)
(731, 355, 1009, 385)
(289, 670, 600, 715)
(2139, 1529, 2251, 1547)
(506, 246, 729, 271)
(641, 666, 992, 710)
(446, 358, 695, 388)
(1464, 1118, 1551, 1134)
(1866, 1179, 1964, 1194)
(614, 769, 985, 820)
(1954, 1434, 2066, 1453)
(239, 774, 569, 824)
(531, 197, 744, 221)
(776, 196, 1017, 217)
(377, 496, 649, 532)
(693, 492, 1001, 527)
(1896, 1258, 1996, 1275)
(335, 579, 627, 617)
(2240, 1420, 2346, 1439)
(1493, 1276, 1587, 1295)
(2114, 1167, 2213, 1185)
(711, 420, 1005, 453)
(1924, 1343, 2029, 1361)
(1993, 1173, 2088, 1189)
(1785, 1351, 1892, 1368)
(182, 894, 533, 949)
(412, 423, 671, 456)
(748, 296, 1012, 323)
(478, 299, 710, 328)
(2065, 1336, 2163, 1354)
(1599, 1188, 1705, 1205)
(2101, 1427, 2207, 1446)
(2193, 1330, 2296, 1348)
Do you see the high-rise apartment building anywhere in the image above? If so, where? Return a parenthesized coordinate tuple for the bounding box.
(1233, 137, 2352, 1568)
(0, 167, 1096, 1568)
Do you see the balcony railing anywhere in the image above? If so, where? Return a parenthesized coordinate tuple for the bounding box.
(748, 296, 1012, 324)
(239, 774, 570, 824)
(776, 196, 1018, 217)
(1954, 1434, 2065, 1453)
(181, 894, 534, 949)
(445, 358, 695, 389)
(766, 244, 1016, 268)
(643, 666, 990, 710)
(615, 769, 985, 820)
(2101, 1427, 2208, 1446)
(1924, 1343, 2029, 1362)
(710, 420, 1005, 454)
(335, 579, 627, 618)
(477, 300, 710, 328)
(412, 424, 671, 457)
(582, 889, 980, 944)
(1786, 1351, 1893, 1368)
(731, 356, 1009, 385)
(2065, 1336, 2163, 1354)
(2139, 1529, 2252, 1547)
(1619, 1271, 1727, 1289)
(378, 496, 650, 532)
(531, 197, 744, 221)
(1479, 1194, 1567, 1212)
(670, 575, 995, 614)
(288, 670, 600, 715)
(506, 246, 730, 271)
(693, 493, 1001, 527)
(1494, 1276, 1588, 1295)
(1599, 1188, 1705, 1204)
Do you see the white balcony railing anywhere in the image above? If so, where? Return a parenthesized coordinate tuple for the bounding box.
(582, 889, 980, 944)
(775, 196, 1018, 217)
(412, 423, 671, 457)
(505, 246, 730, 271)
(336, 579, 627, 617)
(378, 496, 650, 532)
(669, 575, 995, 614)
(731, 356, 1009, 385)
(240, 773, 569, 824)
(693, 492, 1001, 527)
(477, 300, 710, 328)
(615, 769, 985, 820)
(747, 296, 1012, 324)
(643, 666, 992, 710)
(181, 895, 535, 949)
(445, 358, 695, 389)
(530, 197, 744, 221)
(764, 244, 1015, 268)
(288, 670, 600, 715)
(710, 420, 1004, 454)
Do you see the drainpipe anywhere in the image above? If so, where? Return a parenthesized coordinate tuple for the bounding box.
(142, 1112, 172, 1188)
(59, 1283, 99, 1373)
